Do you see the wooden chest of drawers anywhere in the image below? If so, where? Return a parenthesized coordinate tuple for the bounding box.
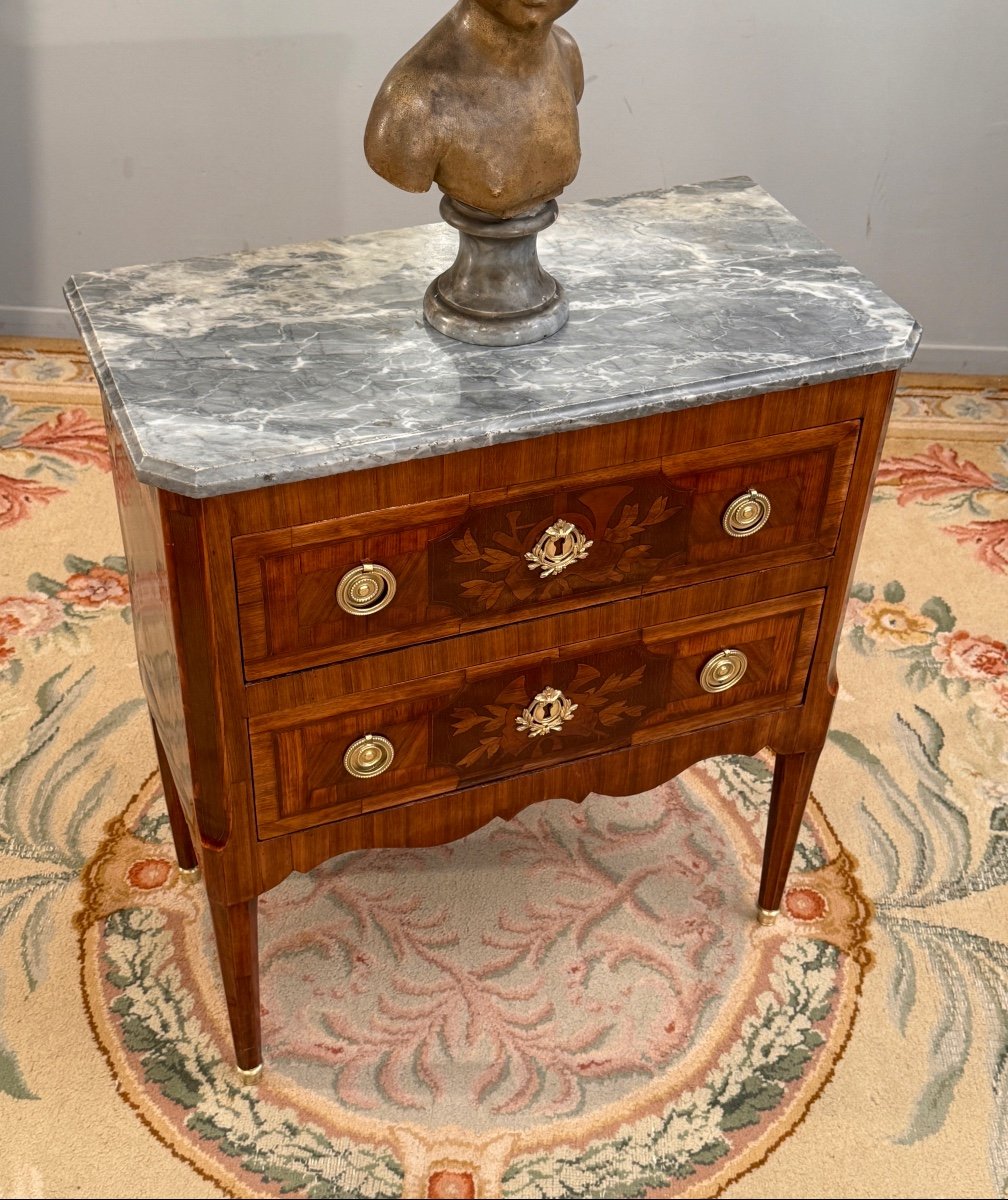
(67, 179, 919, 1074)
(234, 419, 857, 679)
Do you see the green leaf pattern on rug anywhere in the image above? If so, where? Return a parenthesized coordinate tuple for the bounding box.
(832, 577, 1008, 1188)
(704, 754, 827, 872)
(0, 974, 38, 1100)
(0, 668, 144, 1097)
(103, 906, 405, 1199)
(500, 941, 838, 1197)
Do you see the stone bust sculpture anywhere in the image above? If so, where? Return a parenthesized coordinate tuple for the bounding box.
(365, 0, 584, 220)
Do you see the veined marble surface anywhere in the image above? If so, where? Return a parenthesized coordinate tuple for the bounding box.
(66, 177, 920, 497)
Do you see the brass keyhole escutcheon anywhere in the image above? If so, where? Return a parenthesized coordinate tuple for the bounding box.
(525, 519, 593, 579)
(343, 734, 395, 779)
(699, 649, 749, 693)
(515, 686, 578, 738)
(722, 489, 771, 538)
(336, 563, 397, 616)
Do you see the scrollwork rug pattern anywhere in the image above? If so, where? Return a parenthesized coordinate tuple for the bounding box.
(1, 346, 1005, 1198)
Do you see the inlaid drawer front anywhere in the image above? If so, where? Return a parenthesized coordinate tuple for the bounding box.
(235, 421, 854, 680)
(249, 590, 823, 838)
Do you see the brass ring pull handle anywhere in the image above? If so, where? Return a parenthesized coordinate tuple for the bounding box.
(336, 563, 397, 616)
(722, 489, 771, 537)
(343, 734, 395, 778)
(524, 519, 593, 579)
(699, 649, 749, 693)
(515, 686, 578, 738)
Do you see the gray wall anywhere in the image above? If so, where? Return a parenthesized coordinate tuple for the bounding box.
(2, 1, 1006, 371)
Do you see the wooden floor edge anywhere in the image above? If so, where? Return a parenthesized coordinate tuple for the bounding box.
(0, 335, 89, 354)
(899, 372, 1008, 389)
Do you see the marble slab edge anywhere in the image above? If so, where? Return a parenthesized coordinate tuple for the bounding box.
(65, 275, 153, 489)
(65, 271, 920, 500)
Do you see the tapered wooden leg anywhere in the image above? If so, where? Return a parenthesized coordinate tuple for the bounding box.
(208, 896, 262, 1074)
(150, 718, 198, 873)
(757, 746, 823, 921)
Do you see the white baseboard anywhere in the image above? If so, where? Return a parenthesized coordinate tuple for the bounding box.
(908, 343, 1008, 375)
(0, 305, 77, 339)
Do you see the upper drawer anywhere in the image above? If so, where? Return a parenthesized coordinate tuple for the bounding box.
(235, 421, 857, 679)
(250, 589, 823, 838)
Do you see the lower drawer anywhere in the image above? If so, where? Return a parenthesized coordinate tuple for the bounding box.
(250, 590, 822, 837)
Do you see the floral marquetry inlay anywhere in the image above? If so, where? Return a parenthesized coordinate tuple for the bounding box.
(431, 477, 688, 617)
(440, 655, 649, 774)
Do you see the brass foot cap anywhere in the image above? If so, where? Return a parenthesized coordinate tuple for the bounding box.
(757, 906, 780, 926)
(237, 1063, 263, 1082)
(177, 865, 199, 878)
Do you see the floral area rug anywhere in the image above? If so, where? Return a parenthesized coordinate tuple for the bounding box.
(1, 341, 1006, 1199)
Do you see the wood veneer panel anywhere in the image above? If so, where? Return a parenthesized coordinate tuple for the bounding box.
(245, 558, 830, 718)
(271, 707, 791, 879)
(105, 420, 194, 812)
(250, 590, 822, 837)
(235, 420, 856, 679)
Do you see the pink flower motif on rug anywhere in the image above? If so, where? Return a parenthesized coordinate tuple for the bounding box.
(785, 886, 828, 922)
(933, 630, 1008, 682)
(16, 409, 110, 471)
(875, 444, 994, 506)
(0, 593, 64, 638)
(126, 858, 173, 890)
(942, 519, 1008, 574)
(56, 565, 130, 609)
(0, 473, 64, 529)
(426, 1169, 476, 1198)
(874, 442, 1008, 577)
(844, 582, 1008, 725)
(975, 678, 1008, 720)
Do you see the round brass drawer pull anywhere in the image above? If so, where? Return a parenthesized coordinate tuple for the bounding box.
(343, 734, 395, 778)
(336, 563, 397, 616)
(700, 649, 749, 693)
(515, 686, 578, 737)
(722, 489, 771, 537)
(525, 519, 593, 578)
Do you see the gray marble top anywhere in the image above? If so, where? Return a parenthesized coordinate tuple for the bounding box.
(66, 177, 919, 498)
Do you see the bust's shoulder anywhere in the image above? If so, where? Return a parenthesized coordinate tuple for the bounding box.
(552, 24, 584, 102)
(364, 17, 459, 192)
(371, 25, 458, 118)
(369, 63, 440, 127)
(381, 13, 466, 96)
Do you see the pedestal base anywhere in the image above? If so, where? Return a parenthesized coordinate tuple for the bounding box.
(424, 196, 569, 347)
(424, 282, 568, 348)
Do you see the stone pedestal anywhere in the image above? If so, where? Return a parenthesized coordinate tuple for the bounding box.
(424, 196, 569, 347)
